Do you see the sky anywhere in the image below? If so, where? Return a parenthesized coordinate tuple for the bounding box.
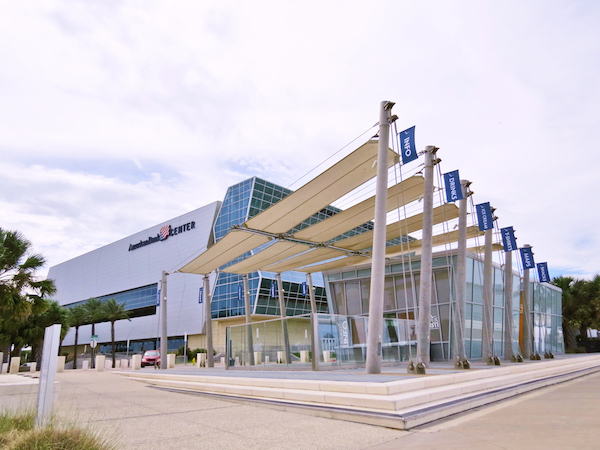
(1, 0, 599, 282)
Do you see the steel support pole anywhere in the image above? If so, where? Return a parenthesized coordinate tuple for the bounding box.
(203, 274, 214, 367)
(243, 274, 255, 365)
(365, 100, 394, 374)
(416, 146, 436, 367)
(503, 251, 515, 360)
(160, 271, 168, 370)
(482, 228, 494, 362)
(306, 273, 317, 314)
(453, 180, 469, 365)
(276, 273, 292, 364)
(522, 245, 532, 359)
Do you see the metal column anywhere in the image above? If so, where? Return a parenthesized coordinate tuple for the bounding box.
(503, 251, 515, 360)
(203, 274, 214, 367)
(416, 146, 437, 367)
(306, 273, 317, 314)
(160, 271, 168, 370)
(365, 100, 394, 374)
(243, 274, 255, 365)
(276, 273, 292, 364)
(522, 245, 532, 359)
(482, 228, 494, 362)
(453, 179, 469, 367)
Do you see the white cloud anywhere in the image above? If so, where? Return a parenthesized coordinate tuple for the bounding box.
(1, 0, 599, 280)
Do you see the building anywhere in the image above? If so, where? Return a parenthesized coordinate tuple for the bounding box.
(51, 174, 563, 364)
(50, 176, 375, 357)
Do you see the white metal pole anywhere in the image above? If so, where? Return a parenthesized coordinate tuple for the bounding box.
(276, 273, 292, 364)
(306, 273, 317, 314)
(366, 100, 394, 374)
(482, 228, 494, 362)
(453, 179, 469, 366)
(522, 245, 532, 359)
(416, 146, 436, 367)
(504, 250, 515, 360)
(243, 274, 255, 365)
(160, 271, 168, 370)
(204, 274, 214, 367)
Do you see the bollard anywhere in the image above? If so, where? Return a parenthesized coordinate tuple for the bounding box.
(253, 352, 262, 364)
(29, 362, 36, 372)
(95, 355, 105, 371)
(2, 363, 8, 374)
(82, 360, 89, 370)
(131, 354, 142, 370)
(56, 356, 66, 373)
(9, 357, 20, 374)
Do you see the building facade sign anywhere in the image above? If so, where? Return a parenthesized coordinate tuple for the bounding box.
(128, 221, 196, 252)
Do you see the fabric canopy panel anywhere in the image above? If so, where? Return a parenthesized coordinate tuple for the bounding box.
(295, 255, 371, 273)
(333, 203, 459, 251)
(264, 247, 346, 273)
(224, 241, 311, 274)
(244, 140, 398, 234)
(179, 231, 270, 274)
(467, 243, 504, 253)
(384, 226, 484, 257)
(293, 175, 425, 243)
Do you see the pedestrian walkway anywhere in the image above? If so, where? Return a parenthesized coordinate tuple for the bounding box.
(45, 355, 600, 449)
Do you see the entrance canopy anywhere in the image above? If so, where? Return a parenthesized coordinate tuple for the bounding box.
(179, 139, 499, 276)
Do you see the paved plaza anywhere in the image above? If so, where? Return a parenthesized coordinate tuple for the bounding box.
(47, 367, 600, 449)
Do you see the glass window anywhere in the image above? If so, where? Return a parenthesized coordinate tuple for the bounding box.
(434, 269, 451, 305)
(346, 281, 361, 315)
(384, 278, 396, 311)
(395, 274, 415, 310)
(360, 280, 370, 315)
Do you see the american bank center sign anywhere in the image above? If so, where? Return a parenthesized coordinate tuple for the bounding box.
(128, 221, 196, 252)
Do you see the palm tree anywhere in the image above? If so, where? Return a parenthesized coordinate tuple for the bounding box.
(84, 298, 105, 368)
(102, 299, 130, 368)
(0, 228, 55, 358)
(69, 305, 88, 370)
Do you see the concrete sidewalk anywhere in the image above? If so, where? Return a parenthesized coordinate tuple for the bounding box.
(49, 369, 600, 449)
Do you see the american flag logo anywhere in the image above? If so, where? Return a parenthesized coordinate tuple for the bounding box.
(160, 225, 171, 240)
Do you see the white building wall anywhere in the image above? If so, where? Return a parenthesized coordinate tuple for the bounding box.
(48, 201, 221, 347)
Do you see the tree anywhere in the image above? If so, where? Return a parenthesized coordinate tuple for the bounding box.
(23, 300, 70, 366)
(552, 275, 600, 351)
(0, 228, 56, 360)
(84, 298, 105, 368)
(68, 305, 88, 370)
(102, 298, 130, 368)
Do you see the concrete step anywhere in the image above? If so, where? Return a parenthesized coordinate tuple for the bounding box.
(117, 354, 600, 429)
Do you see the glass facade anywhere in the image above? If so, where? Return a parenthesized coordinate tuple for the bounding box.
(64, 284, 158, 314)
(324, 252, 564, 361)
(211, 177, 375, 319)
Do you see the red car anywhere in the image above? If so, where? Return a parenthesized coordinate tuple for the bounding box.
(141, 350, 161, 368)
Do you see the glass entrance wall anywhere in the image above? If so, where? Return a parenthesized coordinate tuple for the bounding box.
(323, 251, 561, 361)
(225, 313, 416, 369)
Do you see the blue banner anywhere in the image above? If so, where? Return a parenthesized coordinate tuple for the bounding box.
(238, 285, 243, 303)
(537, 262, 550, 283)
(476, 202, 494, 231)
(443, 170, 463, 203)
(302, 282, 307, 297)
(500, 226, 517, 252)
(520, 247, 535, 269)
(270, 282, 277, 298)
(198, 287, 203, 304)
(398, 126, 418, 165)
(157, 289, 161, 306)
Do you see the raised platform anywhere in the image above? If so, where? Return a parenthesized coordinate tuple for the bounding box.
(0, 374, 60, 413)
(117, 354, 600, 430)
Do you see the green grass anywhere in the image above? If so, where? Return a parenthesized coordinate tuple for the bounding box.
(0, 411, 115, 450)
